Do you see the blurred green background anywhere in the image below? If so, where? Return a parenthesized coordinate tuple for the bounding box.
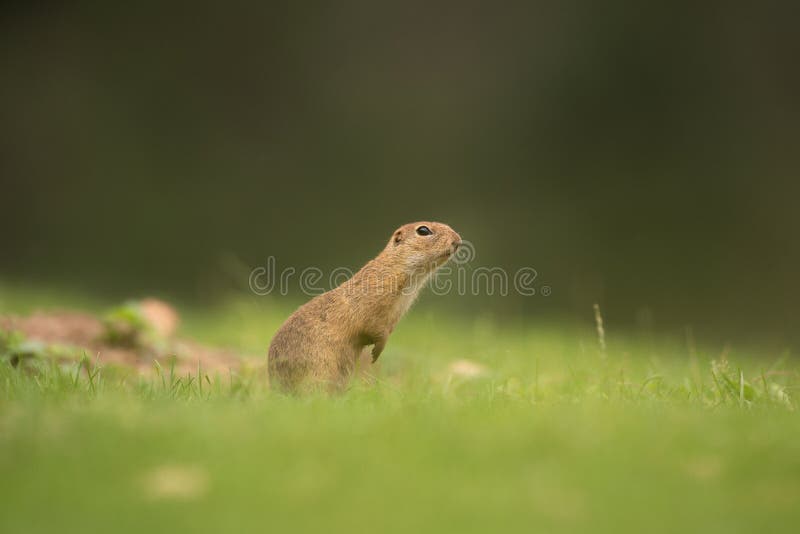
(1, 1, 798, 346)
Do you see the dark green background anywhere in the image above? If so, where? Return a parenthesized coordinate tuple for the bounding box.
(2, 2, 798, 345)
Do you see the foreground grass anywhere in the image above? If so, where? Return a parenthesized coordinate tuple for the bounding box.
(1, 288, 799, 533)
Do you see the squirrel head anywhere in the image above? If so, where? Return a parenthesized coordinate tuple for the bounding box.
(384, 221, 462, 274)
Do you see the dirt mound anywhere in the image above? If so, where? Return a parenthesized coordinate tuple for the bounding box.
(0, 301, 257, 376)
(1, 312, 105, 347)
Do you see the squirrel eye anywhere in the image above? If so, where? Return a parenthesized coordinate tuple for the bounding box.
(416, 226, 432, 236)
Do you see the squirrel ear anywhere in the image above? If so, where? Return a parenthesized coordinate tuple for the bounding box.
(393, 230, 403, 245)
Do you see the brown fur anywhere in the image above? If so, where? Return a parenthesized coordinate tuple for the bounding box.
(268, 221, 462, 393)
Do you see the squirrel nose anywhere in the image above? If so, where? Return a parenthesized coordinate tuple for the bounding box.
(452, 239, 462, 250)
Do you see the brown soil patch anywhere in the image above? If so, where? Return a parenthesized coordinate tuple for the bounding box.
(0, 306, 258, 376)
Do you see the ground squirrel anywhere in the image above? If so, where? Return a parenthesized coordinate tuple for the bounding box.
(268, 221, 462, 393)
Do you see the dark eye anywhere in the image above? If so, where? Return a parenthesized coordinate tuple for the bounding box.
(416, 226, 432, 236)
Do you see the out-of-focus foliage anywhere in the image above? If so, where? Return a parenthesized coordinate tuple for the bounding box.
(1, 1, 798, 345)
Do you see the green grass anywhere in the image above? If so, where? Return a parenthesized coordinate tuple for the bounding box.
(1, 287, 799, 533)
